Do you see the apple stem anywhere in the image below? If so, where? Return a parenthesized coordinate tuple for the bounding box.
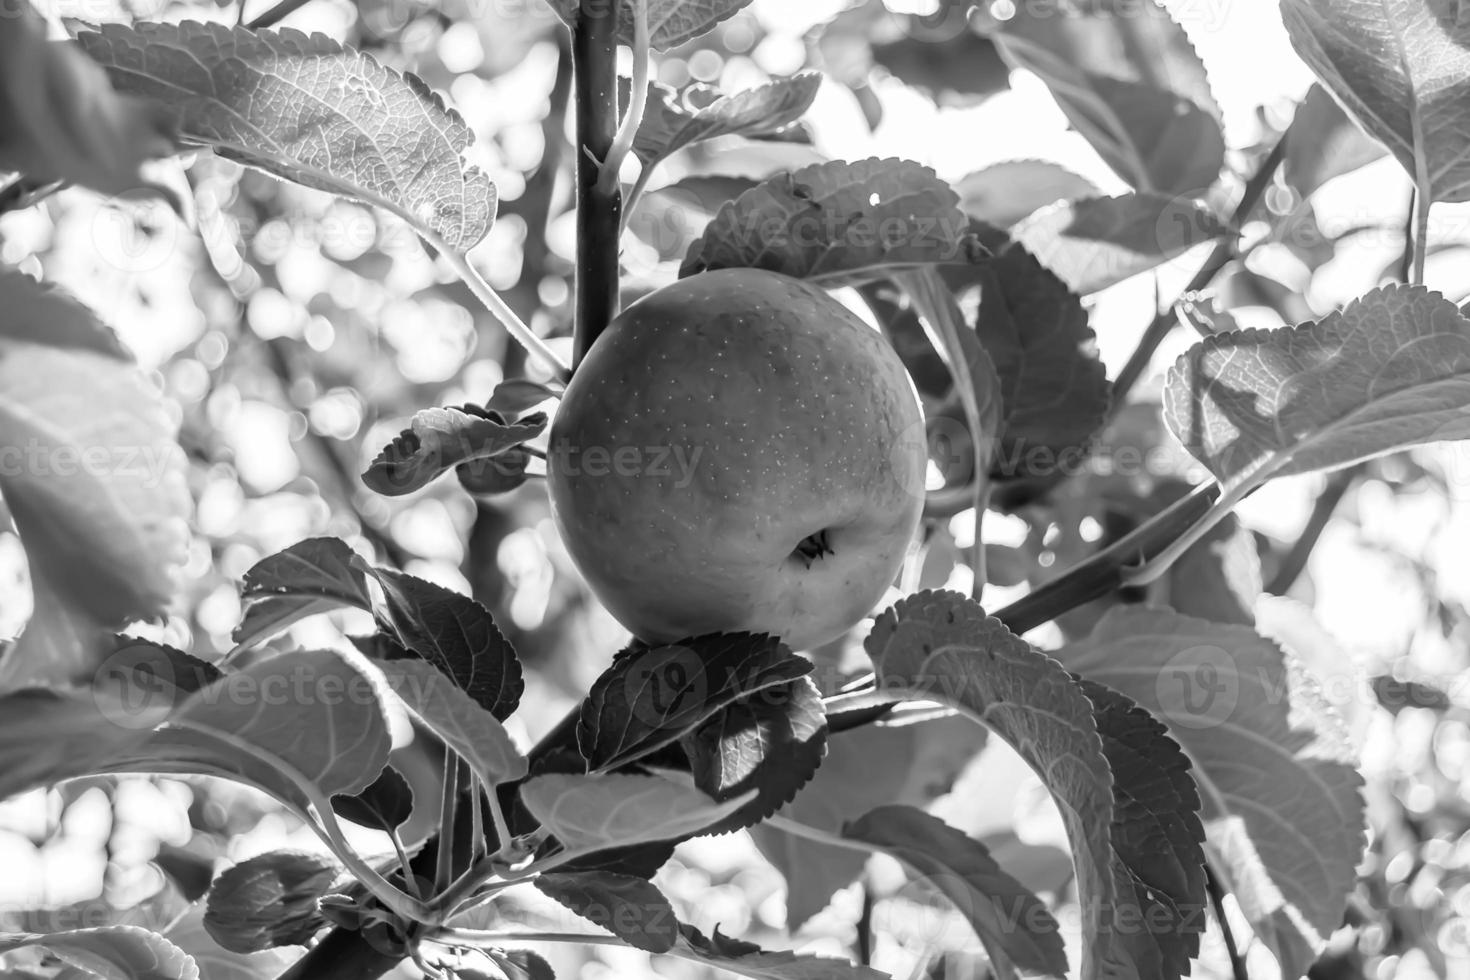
(571, 0, 622, 368)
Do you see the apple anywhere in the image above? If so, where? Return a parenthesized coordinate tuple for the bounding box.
(547, 268, 927, 650)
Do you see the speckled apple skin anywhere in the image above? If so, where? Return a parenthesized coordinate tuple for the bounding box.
(547, 268, 926, 651)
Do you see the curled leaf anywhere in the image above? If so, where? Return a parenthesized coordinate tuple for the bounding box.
(363, 406, 546, 496)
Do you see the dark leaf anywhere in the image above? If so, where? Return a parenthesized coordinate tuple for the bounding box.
(369, 568, 524, 720)
(967, 245, 1110, 483)
(578, 633, 811, 771)
(233, 537, 373, 649)
(331, 765, 413, 832)
(866, 590, 1205, 980)
(456, 448, 533, 497)
(363, 407, 546, 497)
(533, 873, 678, 953)
(680, 675, 827, 833)
(204, 851, 339, 953)
(487, 948, 555, 980)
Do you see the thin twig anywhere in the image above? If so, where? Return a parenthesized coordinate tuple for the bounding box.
(1206, 865, 1250, 980)
(437, 928, 624, 948)
(1411, 185, 1431, 286)
(245, 0, 313, 29)
(1265, 467, 1357, 595)
(1109, 134, 1289, 411)
(431, 239, 571, 381)
(1399, 188, 1417, 285)
(436, 757, 461, 893)
(855, 881, 874, 966)
(596, 0, 649, 197)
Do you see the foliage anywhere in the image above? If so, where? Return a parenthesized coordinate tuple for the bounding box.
(0, 2, 1467, 980)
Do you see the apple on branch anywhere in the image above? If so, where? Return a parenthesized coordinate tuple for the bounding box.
(548, 268, 929, 651)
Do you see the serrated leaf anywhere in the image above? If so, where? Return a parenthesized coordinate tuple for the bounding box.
(1087, 75, 1225, 195)
(1284, 82, 1389, 199)
(1012, 193, 1230, 295)
(630, 74, 820, 171)
(534, 872, 679, 953)
(749, 715, 986, 929)
(105, 634, 226, 697)
(975, 0, 1222, 194)
(0, 3, 179, 206)
(866, 590, 1205, 980)
(546, 0, 752, 50)
(975, 0, 1219, 118)
(1073, 676, 1208, 973)
(680, 674, 827, 833)
(367, 567, 524, 719)
(1163, 284, 1470, 494)
(968, 245, 1110, 480)
(378, 658, 527, 787)
(122, 648, 393, 804)
(680, 158, 982, 285)
(79, 21, 495, 249)
(577, 633, 812, 771)
(843, 805, 1067, 978)
(673, 924, 889, 980)
(0, 926, 198, 980)
(233, 537, 372, 649)
(363, 407, 546, 497)
(954, 160, 1098, 228)
(203, 851, 339, 953)
(519, 772, 754, 852)
(1058, 606, 1366, 967)
(870, 29, 1009, 101)
(0, 271, 189, 689)
(1280, 0, 1470, 203)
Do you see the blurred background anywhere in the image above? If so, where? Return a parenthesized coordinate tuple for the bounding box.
(4, 0, 1470, 977)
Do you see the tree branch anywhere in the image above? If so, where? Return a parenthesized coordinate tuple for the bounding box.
(1108, 134, 1289, 411)
(1265, 467, 1357, 596)
(571, 0, 622, 366)
(1207, 864, 1251, 980)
